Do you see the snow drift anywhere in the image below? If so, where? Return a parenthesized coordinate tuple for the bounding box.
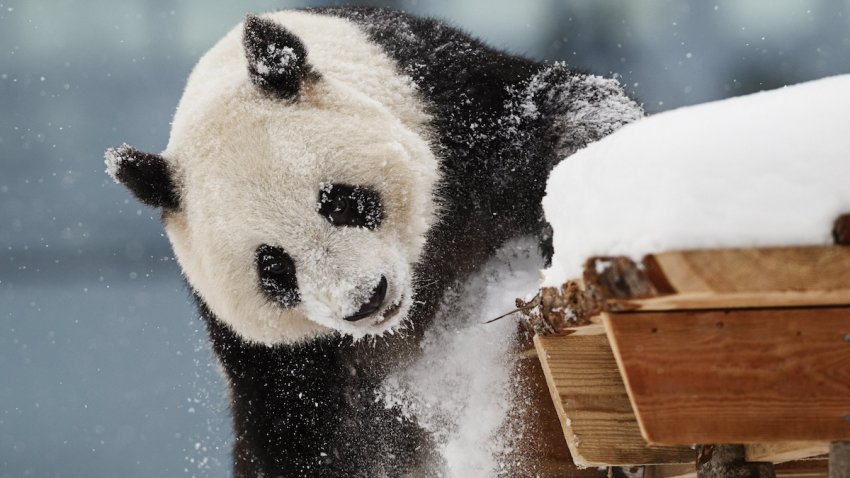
(543, 74, 850, 285)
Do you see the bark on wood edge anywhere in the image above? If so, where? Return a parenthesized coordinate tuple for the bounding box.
(515, 255, 664, 336)
(696, 445, 776, 478)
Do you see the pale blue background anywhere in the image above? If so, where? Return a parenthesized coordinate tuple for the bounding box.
(2, 1, 849, 476)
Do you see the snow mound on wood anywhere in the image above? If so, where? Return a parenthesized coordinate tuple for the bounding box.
(543, 74, 850, 285)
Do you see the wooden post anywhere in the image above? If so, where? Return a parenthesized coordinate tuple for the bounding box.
(696, 445, 775, 478)
(830, 442, 850, 478)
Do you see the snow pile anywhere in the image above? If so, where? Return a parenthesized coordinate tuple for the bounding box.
(543, 74, 850, 285)
(380, 238, 543, 477)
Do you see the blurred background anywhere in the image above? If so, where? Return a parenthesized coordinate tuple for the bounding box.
(1, 1, 849, 476)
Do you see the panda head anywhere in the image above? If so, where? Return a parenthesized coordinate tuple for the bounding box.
(105, 12, 439, 344)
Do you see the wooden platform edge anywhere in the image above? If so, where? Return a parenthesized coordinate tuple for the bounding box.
(745, 442, 830, 464)
(603, 307, 850, 444)
(532, 334, 586, 465)
(533, 334, 694, 466)
(601, 311, 652, 442)
(608, 290, 850, 312)
(597, 245, 850, 312)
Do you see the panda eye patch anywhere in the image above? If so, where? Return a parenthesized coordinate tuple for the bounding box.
(256, 244, 300, 307)
(317, 183, 384, 230)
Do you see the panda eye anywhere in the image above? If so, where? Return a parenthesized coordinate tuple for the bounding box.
(256, 244, 300, 307)
(332, 196, 352, 221)
(317, 183, 384, 230)
(265, 261, 286, 274)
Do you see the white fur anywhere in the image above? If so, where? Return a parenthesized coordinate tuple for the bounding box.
(161, 11, 439, 344)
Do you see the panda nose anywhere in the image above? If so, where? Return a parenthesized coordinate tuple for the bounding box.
(344, 276, 387, 322)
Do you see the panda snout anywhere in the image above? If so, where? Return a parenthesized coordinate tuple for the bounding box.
(343, 276, 388, 322)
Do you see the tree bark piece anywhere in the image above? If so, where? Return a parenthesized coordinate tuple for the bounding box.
(834, 214, 850, 245)
(516, 280, 603, 335)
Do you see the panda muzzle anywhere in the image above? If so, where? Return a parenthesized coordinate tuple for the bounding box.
(343, 276, 388, 322)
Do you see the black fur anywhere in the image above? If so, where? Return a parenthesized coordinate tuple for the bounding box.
(256, 245, 301, 307)
(106, 145, 179, 209)
(201, 298, 435, 477)
(112, 7, 643, 477)
(317, 183, 384, 230)
(243, 14, 317, 99)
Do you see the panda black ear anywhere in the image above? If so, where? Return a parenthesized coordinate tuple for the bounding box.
(243, 13, 315, 99)
(104, 144, 180, 210)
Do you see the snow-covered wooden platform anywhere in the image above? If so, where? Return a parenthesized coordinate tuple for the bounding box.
(531, 238, 850, 477)
(528, 74, 850, 477)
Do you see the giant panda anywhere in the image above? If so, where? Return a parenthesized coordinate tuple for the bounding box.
(105, 7, 643, 477)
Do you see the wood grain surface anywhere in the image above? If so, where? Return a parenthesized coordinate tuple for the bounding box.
(510, 348, 616, 477)
(746, 442, 829, 463)
(604, 307, 850, 444)
(603, 246, 850, 311)
(534, 333, 693, 466)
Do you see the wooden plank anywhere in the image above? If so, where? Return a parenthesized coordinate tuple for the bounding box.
(614, 291, 850, 312)
(774, 460, 828, 478)
(746, 442, 830, 463)
(600, 246, 850, 311)
(653, 246, 850, 295)
(534, 334, 693, 466)
(557, 315, 607, 336)
(776, 462, 828, 478)
(604, 307, 850, 444)
(509, 348, 613, 477)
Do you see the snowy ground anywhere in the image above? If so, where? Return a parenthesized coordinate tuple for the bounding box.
(543, 74, 850, 285)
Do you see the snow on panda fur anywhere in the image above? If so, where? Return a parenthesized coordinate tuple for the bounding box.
(106, 7, 642, 477)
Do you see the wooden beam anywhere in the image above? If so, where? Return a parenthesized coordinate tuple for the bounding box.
(534, 334, 693, 466)
(746, 443, 830, 464)
(592, 246, 850, 312)
(776, 460, 829, 478)
(604, 307, 850, 444)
